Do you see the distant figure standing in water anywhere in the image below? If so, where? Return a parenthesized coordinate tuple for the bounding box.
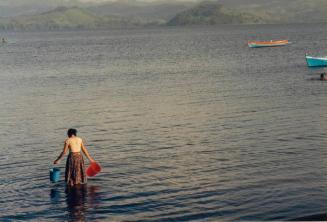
(54, 129, 95, 187)
(321, 73, 327, 81)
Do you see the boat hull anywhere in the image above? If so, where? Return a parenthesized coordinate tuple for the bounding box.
(248, 40, 289, 48)
(306, 56, 327, 67)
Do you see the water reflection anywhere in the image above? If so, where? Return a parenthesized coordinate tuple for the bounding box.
(50, 185, 101, 222)
(66, 185, 88, 222)
(50, 188, 61, 202)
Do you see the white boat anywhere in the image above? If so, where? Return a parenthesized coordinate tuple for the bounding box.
(306, 55, 327, 67)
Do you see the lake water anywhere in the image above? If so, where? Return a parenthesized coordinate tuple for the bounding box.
(1, 24, 327, 221)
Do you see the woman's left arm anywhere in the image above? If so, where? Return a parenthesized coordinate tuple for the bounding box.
(54, 140, 69, 164)
(81, 141, 95, 163)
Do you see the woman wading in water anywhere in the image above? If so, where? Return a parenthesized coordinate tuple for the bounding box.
(54, 129, 95, 187)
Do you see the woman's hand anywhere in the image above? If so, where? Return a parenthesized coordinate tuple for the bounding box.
(54, 159, 60, 164)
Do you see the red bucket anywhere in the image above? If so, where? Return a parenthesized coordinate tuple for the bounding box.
(86, 162, 101, 177)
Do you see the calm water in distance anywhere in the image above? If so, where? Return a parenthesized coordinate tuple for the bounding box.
(1, 24, 327, 221)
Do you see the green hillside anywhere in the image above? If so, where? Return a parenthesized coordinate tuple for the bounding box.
(87, 1, 194, 21)
(0, 7, 139, 31)
(1, 0, 327, 30)
(210, 0, 327, 24)
(168, 1, 264, 26)
(168, 0, 327, 26)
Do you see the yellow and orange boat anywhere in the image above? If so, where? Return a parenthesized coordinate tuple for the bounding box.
(248, 40, 289, 48)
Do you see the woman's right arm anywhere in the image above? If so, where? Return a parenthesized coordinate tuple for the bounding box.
(54, 140, 69, 164)
(81, 141, 95, 163)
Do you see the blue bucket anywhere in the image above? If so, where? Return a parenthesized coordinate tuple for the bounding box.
(50, 168, 61, 183)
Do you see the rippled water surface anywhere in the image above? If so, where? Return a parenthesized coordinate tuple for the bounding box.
(1, 24, 327, 221)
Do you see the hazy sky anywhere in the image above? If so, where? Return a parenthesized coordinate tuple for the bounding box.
(0, 0, 199, 8)
(0, 0, 199, 5)
(77, 0, 194, 1)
